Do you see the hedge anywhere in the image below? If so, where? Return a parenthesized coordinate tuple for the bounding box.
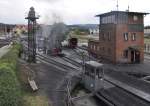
(0, 43, 22, 106)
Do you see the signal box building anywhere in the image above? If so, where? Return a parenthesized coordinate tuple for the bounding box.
(88, 11, 148, 63)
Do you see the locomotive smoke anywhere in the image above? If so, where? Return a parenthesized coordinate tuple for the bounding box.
(37, 18, 68, 53)
(44, 22, 68, 51)
(35, 0, 67, 52)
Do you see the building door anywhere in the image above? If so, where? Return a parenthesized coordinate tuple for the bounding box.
(135, 51, 140, 63)
(131, 50, 135, 63)
(131, 50, 140, 63)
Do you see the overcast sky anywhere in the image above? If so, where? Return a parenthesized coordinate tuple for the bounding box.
(0, 0, 150, 25)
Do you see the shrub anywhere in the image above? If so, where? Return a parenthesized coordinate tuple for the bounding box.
(0, 43, 22, 106)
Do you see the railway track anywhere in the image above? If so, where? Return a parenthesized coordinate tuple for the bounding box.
(37, 53, 80, 72)
(96, 77, 148, 106)
(75, 47, 99, 61)
(60, 54, 150, 105)
(62, 56, 81, 67)
(95, 69, 150, 106)
(27, 46, 150, 105)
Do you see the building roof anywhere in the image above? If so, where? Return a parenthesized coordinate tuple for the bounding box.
(85, 61, 103, 68)
(128, 45, 143, 51)
(96, 11, 149, 17)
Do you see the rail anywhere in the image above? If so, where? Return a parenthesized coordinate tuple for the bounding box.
(37, 53, 79, 72)
(64, 55, 150, 105)
(62, 56, 81, 67)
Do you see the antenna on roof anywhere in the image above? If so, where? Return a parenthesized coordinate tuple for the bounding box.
(116, 0, 119, 11)
(126, 5, 130, 12)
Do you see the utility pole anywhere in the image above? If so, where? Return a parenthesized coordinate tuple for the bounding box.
(74, 49, 86, 73)
(25, 7, 39, 63)
(66, 78, 72, 106)
(81, 51, 86, 73)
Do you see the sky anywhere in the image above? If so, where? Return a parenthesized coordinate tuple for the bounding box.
(0, 0, 150, 25)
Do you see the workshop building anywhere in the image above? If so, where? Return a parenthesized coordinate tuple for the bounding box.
(0, 23, 15, 35)
(88, 11, 148, 63)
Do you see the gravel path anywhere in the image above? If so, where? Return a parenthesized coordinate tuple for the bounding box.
(30, 62, 74, 106)
(0, 45, 11, 58)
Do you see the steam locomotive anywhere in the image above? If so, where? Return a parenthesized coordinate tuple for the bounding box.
(51, 37, 78, 56)
(61, 37, 78, 49)
(68, 37, 78, 48)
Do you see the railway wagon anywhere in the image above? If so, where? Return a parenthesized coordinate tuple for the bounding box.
(68, 38, 78, 48)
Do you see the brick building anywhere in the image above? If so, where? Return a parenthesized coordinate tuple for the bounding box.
(88, 11, 148, 63)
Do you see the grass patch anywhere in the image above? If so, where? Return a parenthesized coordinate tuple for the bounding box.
(23, 94, 49, 106)
(0, 42, 50, 106)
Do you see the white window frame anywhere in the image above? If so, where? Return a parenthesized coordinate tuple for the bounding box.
(133, 15, 138, 21)
(131, 33, 136, 41)
(124, 33, 128, 41)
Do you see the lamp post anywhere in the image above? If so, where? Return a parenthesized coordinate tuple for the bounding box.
(25, 7, 39, 63)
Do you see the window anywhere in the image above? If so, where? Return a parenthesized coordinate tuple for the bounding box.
(108, 48, 111, 54)
(128, 24, 143, 32)
(102, 47, 105, 52)
(95, 46, 97, 51)
(90, 45, 92, 49)
(99, 47, 101, 51)
(117, 13, 128, 24)
(102, 33, 106, 40)
(98, 68, 104, 79)
(108, 32, 111, 41)
(123, 33, 128, 41)
(101, 15, 115, 24)
(93, 45, 95, 50)
(97, 46, 99, 51)
(131, 33, 136, 41)
(133, 15, 138, 21)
